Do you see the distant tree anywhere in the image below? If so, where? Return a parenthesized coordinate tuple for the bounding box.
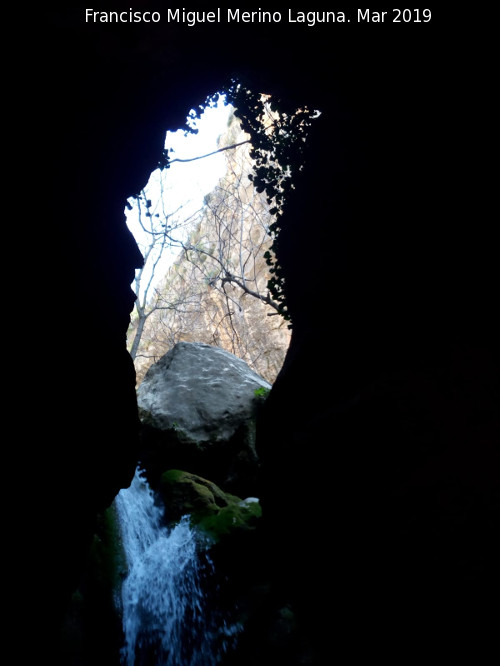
(221, 82, 319, 324)
(127, 88, 318, 380)
(180, 134, 282, 317)
(128, 108, 292, 383)
(127, 186, 201, 360)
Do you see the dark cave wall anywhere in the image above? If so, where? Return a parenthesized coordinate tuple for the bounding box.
(255, 34, 499, 660)
(13, 9, 498, 662)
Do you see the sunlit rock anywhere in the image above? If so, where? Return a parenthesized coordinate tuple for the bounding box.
(137, 341, 271, 495)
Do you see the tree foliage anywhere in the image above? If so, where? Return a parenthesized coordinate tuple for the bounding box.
(213, 81, 319, 324)
(127, 108, 291, 384)
(127, 84, 317, 381)
(156, 84, 318, 326)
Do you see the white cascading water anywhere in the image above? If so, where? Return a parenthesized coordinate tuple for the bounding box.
(114, 468, 239, 666)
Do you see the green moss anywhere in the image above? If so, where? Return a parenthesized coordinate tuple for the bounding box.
(195, 499, 262, 542)
(88, 503, 127, 598)
(60, 504, 126, 661)
(159, 469, 262, 543)
(162, 469, 185, 484)
(254, 386, 271, 400)
(191, 481, 218, 506)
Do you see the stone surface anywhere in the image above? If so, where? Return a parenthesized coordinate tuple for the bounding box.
(159, 469, 261, 542)
(138, 342, 271, 494)
(138, 341, 271, 443)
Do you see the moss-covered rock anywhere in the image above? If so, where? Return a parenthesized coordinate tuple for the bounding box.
(59, 504, 126, 665)
(159, 469, 261, 542)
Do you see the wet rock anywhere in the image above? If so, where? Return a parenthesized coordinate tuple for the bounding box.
(159, 469, 261, 542)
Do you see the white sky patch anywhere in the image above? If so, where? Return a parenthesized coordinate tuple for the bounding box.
(125, 95, 232, 300)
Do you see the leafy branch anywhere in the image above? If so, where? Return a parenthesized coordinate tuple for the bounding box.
(204, 81, 319, 325)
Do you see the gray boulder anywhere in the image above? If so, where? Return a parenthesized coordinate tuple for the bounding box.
(137, 342, 271, 495)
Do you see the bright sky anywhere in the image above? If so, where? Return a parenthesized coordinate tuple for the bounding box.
(125, 94, 232, 300)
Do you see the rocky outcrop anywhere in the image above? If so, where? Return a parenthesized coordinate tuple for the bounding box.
(159, 469, 261, 542)
(138, 342, 270, 496)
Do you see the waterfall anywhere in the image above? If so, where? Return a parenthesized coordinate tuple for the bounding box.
(114, 468, 240, 666)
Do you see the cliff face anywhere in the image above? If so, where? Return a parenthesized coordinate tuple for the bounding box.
(129, 110, 291, 385)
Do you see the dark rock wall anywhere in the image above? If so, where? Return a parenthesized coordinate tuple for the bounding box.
(10, 8, 497, 663)
(256, 24, 499, 665)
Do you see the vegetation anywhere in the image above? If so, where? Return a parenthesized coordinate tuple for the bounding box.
(159, 469, 262, 543)
(127, 106, 291, 384)
(127, 84, 318, 383)
(254, 386, 271, 400)
(215, 81, 318, 323)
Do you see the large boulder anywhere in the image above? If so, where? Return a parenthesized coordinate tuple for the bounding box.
(137, 342, 271, 496)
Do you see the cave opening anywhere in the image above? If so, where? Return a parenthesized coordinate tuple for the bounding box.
(58, 82, 322, 665)
(24, 13, 498, 666)
(123, 84, 319, 387)
(111, 83, 325, 665)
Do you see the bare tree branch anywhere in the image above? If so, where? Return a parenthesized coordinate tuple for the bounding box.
(167, 140, 251, 164)
(127, 109, 291, 384)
